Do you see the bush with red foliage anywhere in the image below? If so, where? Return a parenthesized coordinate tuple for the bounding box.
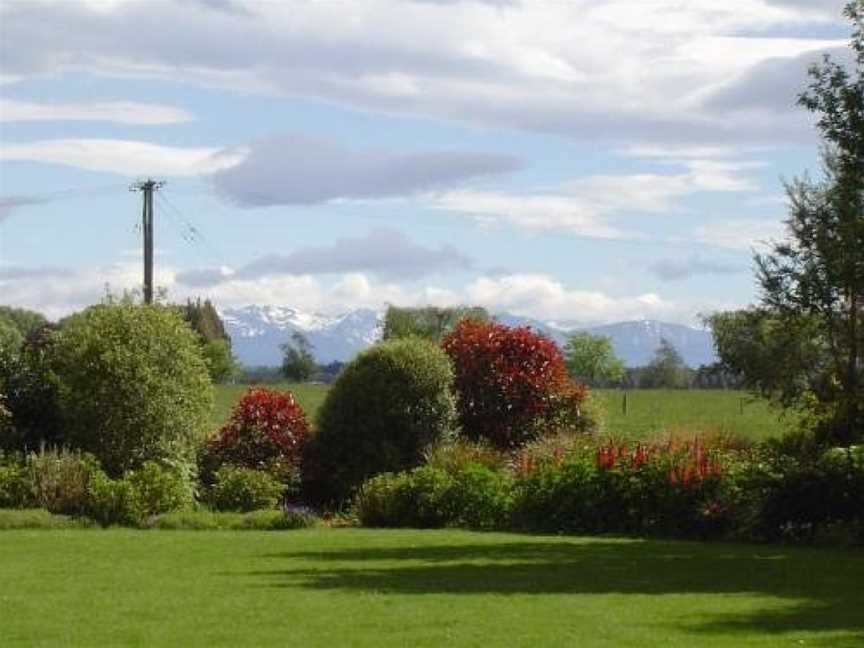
(442, 319, 589, 449)
(202, 388, 309, 489)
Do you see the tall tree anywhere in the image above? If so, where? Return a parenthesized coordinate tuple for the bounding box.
(281, 331, 317, 382)
(750, 1, 864, 443)
(564, 332, 625, 386)
(644, 338, 689, 389)
(381, 305, 488, 342)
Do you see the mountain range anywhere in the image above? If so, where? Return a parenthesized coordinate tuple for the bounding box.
(220, 305, 718, 368)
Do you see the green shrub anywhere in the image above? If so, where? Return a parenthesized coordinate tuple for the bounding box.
(448, 464, 513, 529)
(0, 326, 64, 452)
(308, 337, 457, 504)
(0, 461, 31, 508)
(353, 464, 512, 530)
(50, 302, 213, 476)
(25, 447, 100, 515)
(125, 461, 194, 518)
(86, 470, 138, 526)
(208, 466, 284, 512)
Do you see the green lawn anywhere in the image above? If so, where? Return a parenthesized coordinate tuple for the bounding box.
(211, 382, 329, 430)
(212, 384, 793, 441)
(0, 528, 861, 647)
(591, 389, 794, 441)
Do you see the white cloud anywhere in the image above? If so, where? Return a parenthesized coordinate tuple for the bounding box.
(0, 0, 846, 146)
(0, 99, 192, 124)
(2, 262, 730, 326)
(431, 158, 759, 236)
(0, 139, 241, 177)
(690, 219, 786, 251)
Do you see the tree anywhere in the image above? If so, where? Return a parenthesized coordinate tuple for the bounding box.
(179, 298, 238, 383)
(281, 331, 317, 382)
(442, 319, 589, 449)
(644, 338, 689, 389)
(719, 1, 864, 444)
(307, 337, 457, 503)
(50, 302, 213, 476)
(564, 332, 625, 386)
(382, 305, 488, 341)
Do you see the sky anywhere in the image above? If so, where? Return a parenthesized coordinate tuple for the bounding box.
(0, 0, 856, 325)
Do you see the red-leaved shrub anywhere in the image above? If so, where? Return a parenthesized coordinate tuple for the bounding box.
(442, 319, 588, 449)
(203, 388, 309, 489)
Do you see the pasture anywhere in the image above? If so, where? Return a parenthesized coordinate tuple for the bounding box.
(1, 528, 860, 647)
(213, 384, 793, 440)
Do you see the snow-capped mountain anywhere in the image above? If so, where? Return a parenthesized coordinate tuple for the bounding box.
(221, 305, 381, 366)
(220, 305, 717, 368)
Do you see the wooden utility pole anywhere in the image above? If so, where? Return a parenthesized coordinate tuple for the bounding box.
(130, 179, 164, 304)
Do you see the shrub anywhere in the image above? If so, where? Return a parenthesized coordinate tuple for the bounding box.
(353, 464, 512, 530)
(0, 460, 31, 508)
(25, 447, 100, 515)
(0, 326, 64, 452)
(423, 438, 507, 473)
(353, 468, 453, 528)
(202, 388, 309, 488)
(86, 470, 138, 526)
(125, 461, 194, 518)
(209, 466, 284, 512)
(442, 319, 589, 449)
(308, 337, 457, 504)
(50, 302, 212, 476)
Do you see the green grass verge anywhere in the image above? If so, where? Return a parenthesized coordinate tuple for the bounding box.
(213, 385, 794, 441)
(1, 528, 861, 647)
(211, 382, 329, 430)
(592, 389, 795, 441)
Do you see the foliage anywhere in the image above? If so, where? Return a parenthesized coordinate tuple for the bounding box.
(442, 318, 589, 449)
(281, 331, 317, 382)
(0, 325, 65, 451)
(308, 337, 457, 504)
(714, 4, 864, 445)
(208, 466, 285, 512)
(642, 338, 690, 389)
(564, 332, 624, 386)
(85, 470, 139, 526)
(382, 305, 488, 341)
(423, 438, 507, 473)
(124, 461, 194, 518)
(50, 302, 213, 476)
(25, 447, 101, 515)
(0, 306, 48, 353)
(0, 509, 97, 530)
(203, 387, 309, 488)
(0, 455, 31, 508)
(202, 338, 238, 383)
(179, 298, 230, 344)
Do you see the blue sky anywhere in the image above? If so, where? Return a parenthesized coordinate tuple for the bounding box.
(0, 0, 855, 323)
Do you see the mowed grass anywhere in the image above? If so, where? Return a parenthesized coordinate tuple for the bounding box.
(213, 384, 793, 441)
(591, 389, 794, 441)
(1, 528, 861, 647)
(210, 382, 329, 430)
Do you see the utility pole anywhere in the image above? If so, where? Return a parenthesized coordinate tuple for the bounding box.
(130, 179, 165, 304)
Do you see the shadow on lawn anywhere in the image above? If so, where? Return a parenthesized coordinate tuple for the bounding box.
(250, 538, 864, 645)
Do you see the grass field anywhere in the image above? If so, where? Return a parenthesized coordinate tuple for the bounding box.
(591, 389, 795, 441)
(1, 528, 861, 647)
(212, 384, 793, 440)
(210, 382, 329, 430)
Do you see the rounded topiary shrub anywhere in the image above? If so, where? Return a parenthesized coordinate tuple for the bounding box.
(307, 337, 457, 504)
(50, 303, 213, 476)
(201, 388, 309, 489)
(442, 318, 588, 449)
